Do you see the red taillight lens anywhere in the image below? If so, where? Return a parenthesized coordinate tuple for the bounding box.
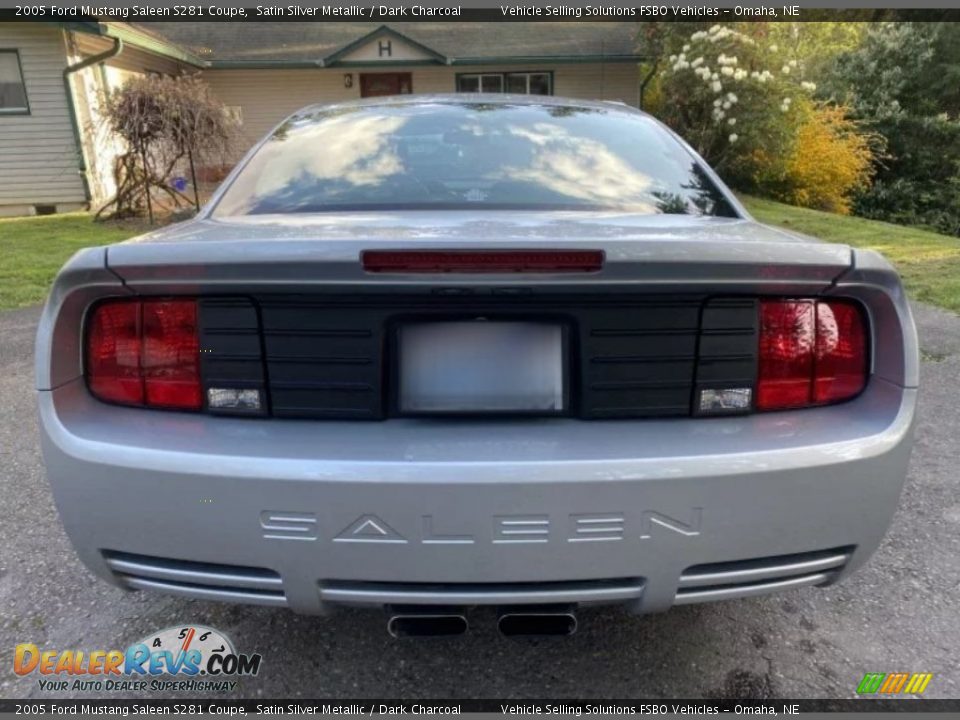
(86, 299, 201, 411)
(757, 299, 867, 411)
(142, 300, 201, 409)
(87, 301, 143, 405)
(757, 300, 815, 409)
(814, 301, 867, 404)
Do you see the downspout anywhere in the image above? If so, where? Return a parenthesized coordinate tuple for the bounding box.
(62, 35, 123, 205)
(639, 59, 658, 111)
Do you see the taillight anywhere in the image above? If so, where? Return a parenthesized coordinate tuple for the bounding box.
(757, 300, 816, 409)
(757, 298, 868, 411)
(87, 301, 142, 405)
(86, 299, 201, 411)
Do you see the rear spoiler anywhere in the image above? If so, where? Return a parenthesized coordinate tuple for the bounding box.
(102, 237, 853, 296)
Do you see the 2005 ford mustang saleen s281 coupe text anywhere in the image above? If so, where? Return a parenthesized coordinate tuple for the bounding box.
(37, 95, 917, 636)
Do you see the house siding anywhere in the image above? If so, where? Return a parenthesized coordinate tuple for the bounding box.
(0, 23, 86, 214)
(66, 33, 190, 207)
(203, 62, 639, 156)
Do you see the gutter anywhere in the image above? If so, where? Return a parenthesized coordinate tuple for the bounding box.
(100, 24, 205, 67)
(63, 35, 123, 205)
(447, 54, 646, 66)
(207, 59, 325, 70)
(206, 54, 648, 70)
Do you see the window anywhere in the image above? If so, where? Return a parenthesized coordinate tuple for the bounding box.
(457, 73, 504, 93)
(0, 51, 28, 113)
(212, 101, 738, 218)
(457, 72, 551, 96)
(506, 72, 551, 95)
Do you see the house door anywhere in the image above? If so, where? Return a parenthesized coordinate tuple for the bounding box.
(360, 73, 413, 98)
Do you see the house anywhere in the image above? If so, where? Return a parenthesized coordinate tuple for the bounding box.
(0, 22, 199, 216)
(0, 21, 644, 216)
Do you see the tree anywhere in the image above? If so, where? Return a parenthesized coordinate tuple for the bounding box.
(98, 74, 239, 222)
(765, 22, 868, 80)
(826, 22, 960, 235)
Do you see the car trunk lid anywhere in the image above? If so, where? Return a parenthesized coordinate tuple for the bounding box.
(105, 212, 852, 296)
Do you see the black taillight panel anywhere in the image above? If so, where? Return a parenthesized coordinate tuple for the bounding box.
(189, 294, 779, 421)
(258, 298, 386, 419)
(577, 301, 701, 418)
(694, 298, 759, 416)
(89, 292, 872, 420)
(197, 298, 268, 416)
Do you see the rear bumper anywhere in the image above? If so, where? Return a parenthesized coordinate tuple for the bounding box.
(39, 378, 916, 615)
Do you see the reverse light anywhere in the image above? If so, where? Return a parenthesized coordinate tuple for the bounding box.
(757, 299, 868, 411)
(86, 299, 201, 411)
(207, 387, 262, 411)
(699, 387, 753, 414)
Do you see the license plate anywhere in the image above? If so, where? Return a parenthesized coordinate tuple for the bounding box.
(398, 321, 565, 414)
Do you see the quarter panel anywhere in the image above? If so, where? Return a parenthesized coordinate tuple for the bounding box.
(34, 247, 132, 391)
(831, 248, 919, 389)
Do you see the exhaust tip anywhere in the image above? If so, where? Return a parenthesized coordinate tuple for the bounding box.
(497, 605, 578, 637)
(386, 607, 468, 638)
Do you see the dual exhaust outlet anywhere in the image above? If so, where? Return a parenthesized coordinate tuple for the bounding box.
(386, 605, 578, 638)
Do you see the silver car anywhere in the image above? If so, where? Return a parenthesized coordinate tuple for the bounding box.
(37, 95, 917, 637)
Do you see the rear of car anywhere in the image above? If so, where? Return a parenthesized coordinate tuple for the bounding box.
(36, 96, 917, 628)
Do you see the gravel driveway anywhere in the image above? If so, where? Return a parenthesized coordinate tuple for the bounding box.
(1, 301, 958, 700)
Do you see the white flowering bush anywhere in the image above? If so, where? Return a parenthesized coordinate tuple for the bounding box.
(656, 24, 820, 188)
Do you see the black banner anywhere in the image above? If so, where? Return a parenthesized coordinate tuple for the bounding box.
(2, 7, 960, 22)
(3, 699, 960, 713)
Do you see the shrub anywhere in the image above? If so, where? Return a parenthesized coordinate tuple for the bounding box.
(98, 74, 239, 221)
(653, 24, 819, 192)
(775, 105, 877, 214)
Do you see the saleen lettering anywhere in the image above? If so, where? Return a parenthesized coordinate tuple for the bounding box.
(260, 509, 703, 544)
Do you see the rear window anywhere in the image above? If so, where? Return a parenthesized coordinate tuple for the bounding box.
(212, 101, 737, 217)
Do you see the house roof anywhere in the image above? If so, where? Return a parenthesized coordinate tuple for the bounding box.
(135, 22, 644, 68)
(65, 21, 208, 66)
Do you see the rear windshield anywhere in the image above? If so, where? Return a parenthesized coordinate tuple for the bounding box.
(212, 101, 737, 217)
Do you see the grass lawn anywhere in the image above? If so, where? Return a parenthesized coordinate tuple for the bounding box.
(0, 213, 148, 310)
(743, 196, 960, 314)
(1, 200, 959, 312)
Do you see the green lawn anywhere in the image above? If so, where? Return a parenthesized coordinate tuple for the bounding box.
(742, 196, 960, 314)
(0, 213, 147, 310)
(2, 200, 960, 312)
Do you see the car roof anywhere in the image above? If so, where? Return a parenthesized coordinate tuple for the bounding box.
(290, 93, 647, 121)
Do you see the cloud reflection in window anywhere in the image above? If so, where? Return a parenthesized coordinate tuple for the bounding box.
(501, 123, 656, 212)
(227, 114, 408, 213)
